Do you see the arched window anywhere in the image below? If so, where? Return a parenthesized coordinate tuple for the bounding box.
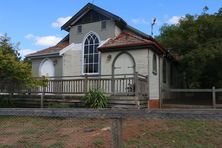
(39, 59, 54, 77)
(153, 53, 157, 75)
(83, 33, 100, 74)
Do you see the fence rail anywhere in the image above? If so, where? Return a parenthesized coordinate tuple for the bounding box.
(1, 108, 222, 119)
(0, 73, 149, 97)
(163, 86, 222, 109)
(0, 108, 222, 148)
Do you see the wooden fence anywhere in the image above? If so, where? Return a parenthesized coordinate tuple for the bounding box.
(162, 87, 222, 109)
(0, 73, 148, 97)
(0, 73, 149, 109)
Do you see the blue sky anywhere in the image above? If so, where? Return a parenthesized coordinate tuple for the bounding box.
(0, 0, 221, 57)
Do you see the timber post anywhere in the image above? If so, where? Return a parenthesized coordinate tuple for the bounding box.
(212, 86, 216, 109)
(84, 74, 88, 93)
(111, 75, 115, 95)
(111, 117, 122, 148)
(134, 72, 139, 97)
(41, 87, 45, 108)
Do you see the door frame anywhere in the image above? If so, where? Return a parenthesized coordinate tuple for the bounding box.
(112, 51, 136, 76)
(39, 58, 55, 77)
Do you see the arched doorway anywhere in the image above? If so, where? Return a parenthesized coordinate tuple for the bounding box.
(112, 52, 135, 76)
(39, 59, 55, 77)
(112, 52, 136, 94)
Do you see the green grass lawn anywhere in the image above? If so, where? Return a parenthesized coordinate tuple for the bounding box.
(0, 116, 221, 148)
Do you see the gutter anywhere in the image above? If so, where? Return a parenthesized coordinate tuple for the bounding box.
(26, 52, 61, 59)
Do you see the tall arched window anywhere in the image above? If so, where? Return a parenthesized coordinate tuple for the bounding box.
(83, 33, 100, 74)
(153, 53, 157, 75)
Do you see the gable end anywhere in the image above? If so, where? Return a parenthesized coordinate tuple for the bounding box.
(61, 3, 126, 32)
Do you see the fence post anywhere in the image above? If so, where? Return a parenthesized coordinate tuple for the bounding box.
(84, 74, 88, 93)
(112, 118, 122, 148)
(111, 75, 115, 95)
(212, 86, 216, 109)
(41, 87, 45, 108)
(134, 72, 139, 96)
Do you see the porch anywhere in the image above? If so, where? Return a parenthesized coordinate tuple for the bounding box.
(0, 73, 149, 109)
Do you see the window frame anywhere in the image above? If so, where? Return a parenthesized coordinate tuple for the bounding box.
(77, 25, 82, 34)
(152, 53, 157, 75)
(101, 21, 107, 30)
(82, 32, 100, 75)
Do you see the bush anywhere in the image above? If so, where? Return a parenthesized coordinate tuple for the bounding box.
(0, 98, 15, 108)
(84, 89, 108, 108)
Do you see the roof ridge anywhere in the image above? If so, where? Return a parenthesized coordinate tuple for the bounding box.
(123, 31, 151, 43)
(26, 40, 69, 58)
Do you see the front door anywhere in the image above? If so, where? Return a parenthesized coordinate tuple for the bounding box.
(40, 59, 55, 77)
(113, 53, 135, 94)
(114, 53, 134, 75)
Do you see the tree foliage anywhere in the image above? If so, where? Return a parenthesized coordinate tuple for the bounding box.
(156, 7, 222, 88)
(0, 34, 43, 90)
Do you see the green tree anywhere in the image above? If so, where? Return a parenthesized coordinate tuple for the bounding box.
(0, 34, 43, 91)
(156, 7, 222, 88)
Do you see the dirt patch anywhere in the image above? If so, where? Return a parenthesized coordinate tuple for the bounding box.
(65, 128, 111, 148)
(0, 117, 222, 147)
(0, 136, 21, 145)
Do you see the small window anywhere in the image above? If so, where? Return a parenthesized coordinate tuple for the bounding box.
(77, 25, 82, 33)
(153, 54, 157, 75)
(163, 58, 167, 83)
(101, 21, 106, 30)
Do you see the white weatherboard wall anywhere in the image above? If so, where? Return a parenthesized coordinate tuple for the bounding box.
(62, 41, 107, 76)
(62, 43, 82, 76)
(148, 50, 160, 100)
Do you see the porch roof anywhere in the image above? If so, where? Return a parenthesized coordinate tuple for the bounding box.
(98, 31, 166, 54)
(26, 38, 69, 58)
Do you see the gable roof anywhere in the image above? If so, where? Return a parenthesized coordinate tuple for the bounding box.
(26, 37, 69, 58)
(27, 3, 168, 58)
(126, 25, 152, 39)
(61, 3, 126, 31)
(98, 31, 165, 54)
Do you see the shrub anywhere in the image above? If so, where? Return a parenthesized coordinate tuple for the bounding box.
(84, 89, 108, 108)
(0, 98, 15, 108)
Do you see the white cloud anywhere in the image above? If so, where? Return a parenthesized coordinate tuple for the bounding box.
(35, 36, 62, 46)
(52, 16, 71, 28)
(166, 16, 184, 25)
(19, 49, 37, 58)
(25, 34, 35, 39)
(131, 18, 149, 25)
(25, 34, 62, 47)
